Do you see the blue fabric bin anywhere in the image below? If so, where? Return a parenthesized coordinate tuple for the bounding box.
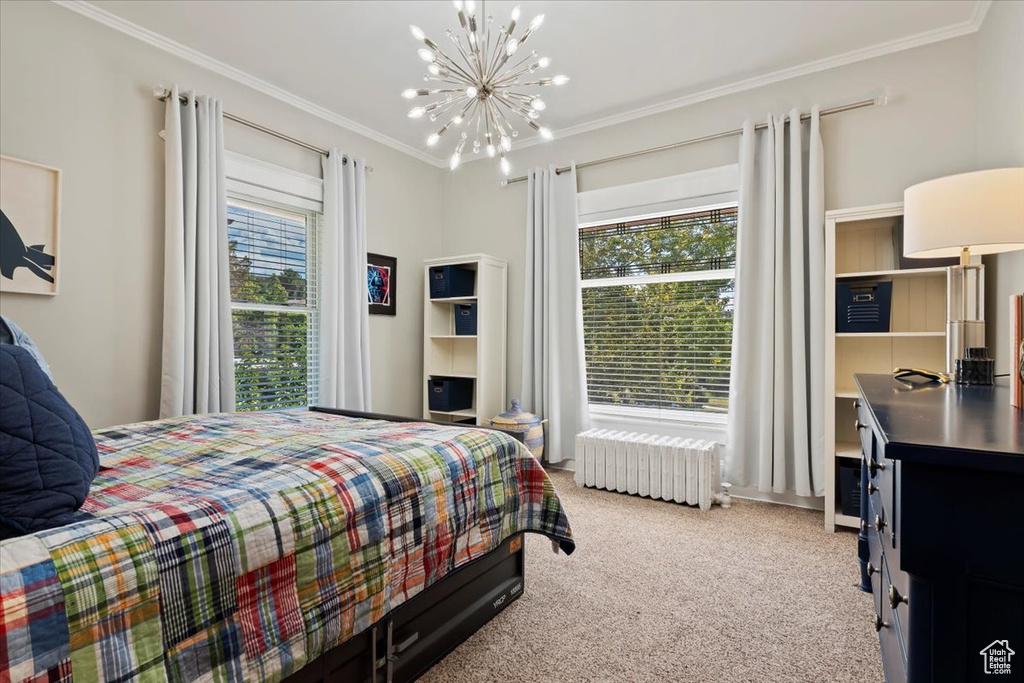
(430, 265, 475, 299)
(454, 303, 478, 336)
(838, 460, 862, 517)
(427, 377, 475, 412)
(836, 281, 892, 333)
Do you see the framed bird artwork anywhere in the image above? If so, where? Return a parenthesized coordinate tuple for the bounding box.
(0, 155, 61, 296)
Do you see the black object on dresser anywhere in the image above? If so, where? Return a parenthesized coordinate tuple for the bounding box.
(854, 374, 1024, 683)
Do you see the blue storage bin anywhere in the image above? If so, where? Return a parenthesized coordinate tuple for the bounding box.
(428, 377, 475, 412)
(838, 460, 861, 517)
(836, 281, 892, 333)
(454, 303, 478, 335)
(430, 265, 475, 299)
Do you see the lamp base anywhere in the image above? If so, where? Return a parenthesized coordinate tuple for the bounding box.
(945, 261, 985, 379)
(947, 320, 985, 375)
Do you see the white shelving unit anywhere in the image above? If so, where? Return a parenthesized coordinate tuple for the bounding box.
(422, 254, 507, 426)
(823, 203, 963, 531)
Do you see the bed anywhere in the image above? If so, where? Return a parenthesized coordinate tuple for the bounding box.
(0, 407, 574, 683)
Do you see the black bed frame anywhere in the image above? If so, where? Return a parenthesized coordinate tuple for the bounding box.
(283, 407, 528, 683)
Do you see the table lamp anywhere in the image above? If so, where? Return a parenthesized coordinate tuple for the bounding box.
(903, 168, 1024, 381)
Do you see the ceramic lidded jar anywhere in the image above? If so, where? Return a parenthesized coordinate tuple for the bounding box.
(490, 399, 545, 461)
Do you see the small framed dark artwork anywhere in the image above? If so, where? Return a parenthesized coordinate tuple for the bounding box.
(367, 253, 397, 316)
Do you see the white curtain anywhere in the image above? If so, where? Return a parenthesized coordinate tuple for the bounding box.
(726, 108, 825, 497)
(522, 165, 590, 463)
(160, 85, 235, 418)
(320, 151, 372, 410)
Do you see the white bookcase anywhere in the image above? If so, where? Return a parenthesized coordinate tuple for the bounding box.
(422, 254, 507, 426)
(824, 203, 962, 531)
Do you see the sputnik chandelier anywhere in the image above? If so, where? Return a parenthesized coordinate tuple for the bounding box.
(403, 1, 568, 175)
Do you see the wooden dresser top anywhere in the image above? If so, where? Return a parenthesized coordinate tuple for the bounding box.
(855, 373, 1024, 472)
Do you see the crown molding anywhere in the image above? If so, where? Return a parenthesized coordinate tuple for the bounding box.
(53, 0, 990, 171)
(51, 0, 447, 168)
(478, 0, 993, 160)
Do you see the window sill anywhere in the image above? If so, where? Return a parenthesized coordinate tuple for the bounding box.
(588, 404, 727, 428)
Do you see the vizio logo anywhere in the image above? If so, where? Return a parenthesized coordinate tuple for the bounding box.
(979, 640, 1015, 675)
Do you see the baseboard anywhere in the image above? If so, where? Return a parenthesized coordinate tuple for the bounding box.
(728, 486, 824, 511)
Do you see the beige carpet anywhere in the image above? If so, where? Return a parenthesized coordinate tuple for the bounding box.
(421, 470, 883, 683)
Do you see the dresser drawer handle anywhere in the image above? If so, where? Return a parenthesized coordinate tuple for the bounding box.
(867, 482, 878, 495)
(874, 515, 886, 533)
(888, 585, 908, 608)
(866, 562, 877, 576)
(874, 615, 889, 632)
(855, 419, 868, 431)
(869, 459, 886, 476)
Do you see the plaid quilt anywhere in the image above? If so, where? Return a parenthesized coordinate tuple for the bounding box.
(0, 409, 574, 683)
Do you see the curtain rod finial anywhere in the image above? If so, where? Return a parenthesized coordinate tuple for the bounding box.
(875, 87, 893, 107)
(153, 85, 168, 98)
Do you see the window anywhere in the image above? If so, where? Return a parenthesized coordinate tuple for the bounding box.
(579, 205, 737, 418)
(228, 198, 320, 411)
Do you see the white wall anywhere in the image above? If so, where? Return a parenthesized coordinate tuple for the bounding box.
(0, 0, 443, 428)
(440, 35, 981, 409)
(977, 0, 1024, 376)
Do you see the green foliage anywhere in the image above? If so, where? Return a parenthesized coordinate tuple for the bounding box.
(580, 211, 736, 413)
(229, 240, 311, 412)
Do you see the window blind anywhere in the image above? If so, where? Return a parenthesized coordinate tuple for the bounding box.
(579, 206, 737, 416)
(228, 200, 320, 411)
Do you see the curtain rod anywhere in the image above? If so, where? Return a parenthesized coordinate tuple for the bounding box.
(501, 96, 884, 186)
(153, 87, 373, 173)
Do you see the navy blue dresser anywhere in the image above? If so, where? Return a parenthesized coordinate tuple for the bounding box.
(854, 374, 1024, 683)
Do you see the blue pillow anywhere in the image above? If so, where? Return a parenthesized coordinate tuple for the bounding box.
(0, 315, 53, 381)
(0, 344, 99, 538)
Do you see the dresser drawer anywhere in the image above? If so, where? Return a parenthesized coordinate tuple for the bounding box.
(878, 557, 908, 683)
(868, 487, 892, 553)
(855, 400, 874, 460)
(867, 524, 883, 612)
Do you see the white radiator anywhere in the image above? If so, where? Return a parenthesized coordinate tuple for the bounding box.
(573, 429, 722, 511)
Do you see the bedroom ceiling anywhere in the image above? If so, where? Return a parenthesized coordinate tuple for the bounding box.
(80, 0, 985, 165)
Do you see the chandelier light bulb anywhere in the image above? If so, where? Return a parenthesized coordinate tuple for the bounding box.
(506, 37, 519, 55)
(450, 153, 461, 171)
(418, 48, 435, 63)
(453, 0, 463, 9)
(453, 115, 464, 124)
(410, 25, 425, 41)
(427, 64, 441, 76)
(552, 74, 570, 85)
(511, 5, 521, 21)
(528, 109, 539, 119)
(401, 89, 418, 99)
(487, 144, 496, 157)
(427, 133, 440, 146)
(408, 107, 426, 119)
(466, 86, 478, 98)
(539, 127, 553, 140)
(465, 0, 476, 16)
(530, 14, 545, 30)
(500, 156, 511, 176)
(531, 98, 546, 111)
(501, 135, 512, 152)
(538, 57, 551, 68)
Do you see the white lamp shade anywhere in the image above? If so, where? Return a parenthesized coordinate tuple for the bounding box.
(903, 168, 1024, 258)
